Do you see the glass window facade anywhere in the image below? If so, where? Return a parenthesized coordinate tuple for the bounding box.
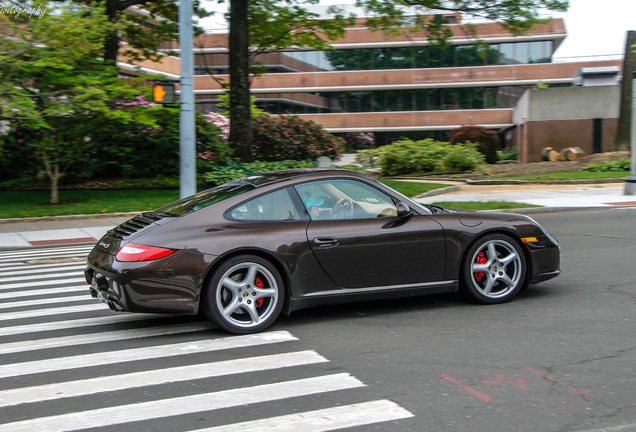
(194, 40, 553, 75)
(196, 85, 533, 114)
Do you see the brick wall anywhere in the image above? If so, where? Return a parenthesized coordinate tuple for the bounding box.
(526, 118, 618, 162)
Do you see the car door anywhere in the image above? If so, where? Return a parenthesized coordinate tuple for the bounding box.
(295, 179, 446, 289)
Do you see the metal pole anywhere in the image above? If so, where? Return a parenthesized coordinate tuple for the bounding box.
(624, 71, 636, 195)
(179, 0, 196, 198)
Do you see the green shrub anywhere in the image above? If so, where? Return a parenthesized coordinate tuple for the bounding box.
(204, 160, 316, 186)
(379, 139, 449, 176)
(443, 143, 485, 172)
(449, 126, 500, 164)
(355, 148, 383, 168)
(251, 114, 345, 162)
(583, 159, 631, 172)
(499, 148, 519, 161)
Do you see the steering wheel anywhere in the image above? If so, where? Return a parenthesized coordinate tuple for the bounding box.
(334, 199, 354, 219)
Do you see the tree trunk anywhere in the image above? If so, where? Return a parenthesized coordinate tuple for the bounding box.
(39, 146, 61, 204)
(614, 30, 636, 151)
(103, 0, 121, 66)
(228, 0, 253, 162)
(49, 170, 61, 204)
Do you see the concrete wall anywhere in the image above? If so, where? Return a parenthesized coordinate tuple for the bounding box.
(515, 85, 619, 123)
(514, 85, 620, 162)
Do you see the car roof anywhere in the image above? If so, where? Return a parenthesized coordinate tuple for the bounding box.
(236, 168, 367, 188)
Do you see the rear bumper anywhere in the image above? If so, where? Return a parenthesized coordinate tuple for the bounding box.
(85, 244, 216, 315)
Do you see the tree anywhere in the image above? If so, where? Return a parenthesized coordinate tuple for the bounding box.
(0, 2, 160, 203)
(614, 30, 636, 151)
(225, 0, 568, 161)
(227, 0, 353, 161)
(73, 0, 211, 66)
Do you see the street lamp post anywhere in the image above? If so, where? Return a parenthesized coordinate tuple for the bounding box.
(179, 0, 196, 199)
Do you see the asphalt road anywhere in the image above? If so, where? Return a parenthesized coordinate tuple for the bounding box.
(1, 207, 635, 432)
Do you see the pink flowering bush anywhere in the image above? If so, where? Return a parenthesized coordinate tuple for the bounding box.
(251, 114, 345, 162)
(204, 112, 230, 140)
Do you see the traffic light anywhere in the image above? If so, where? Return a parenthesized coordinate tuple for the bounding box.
(153, 81, 177, 104)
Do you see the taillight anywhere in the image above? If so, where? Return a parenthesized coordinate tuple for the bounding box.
(115, 243, 177, 262)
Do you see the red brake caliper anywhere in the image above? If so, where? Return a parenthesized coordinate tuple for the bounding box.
(255, 277, 264, 308)
(474, 252, 487, 282)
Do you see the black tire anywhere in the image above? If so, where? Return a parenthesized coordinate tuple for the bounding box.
(460, 234, 527, 304)
(202, 255, 284, 334)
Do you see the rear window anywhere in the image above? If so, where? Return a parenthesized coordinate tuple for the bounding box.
(156, 183, 255, 217)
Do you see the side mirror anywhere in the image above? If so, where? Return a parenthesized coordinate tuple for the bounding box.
(396, 201, 412, 218)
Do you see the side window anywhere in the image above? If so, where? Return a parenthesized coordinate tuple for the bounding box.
(295, 179, 398, 220)
(228, 189, 300, 221)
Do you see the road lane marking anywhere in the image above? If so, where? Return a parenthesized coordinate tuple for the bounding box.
(0, 294, 93, 309)
(1, 271, 85, 283)
(0, 286, 87, 300)
(0, 263, 86, 276)
(0, 303, 106, 322)
(0, 277, 88, 290)
(0, 322, 215, 355)
(0, 374, 364, 432)
(0, 314, 168, 337)
(0, 330, 298, 379)
(0, 350, 328, 407)
(190, 399, 414, 432)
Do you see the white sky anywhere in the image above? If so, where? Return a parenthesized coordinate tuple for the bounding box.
(199, 0, 636, 59)
(551, 0, 635, 59)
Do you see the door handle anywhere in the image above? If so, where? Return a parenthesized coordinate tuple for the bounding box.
(313, 237, 339, 249)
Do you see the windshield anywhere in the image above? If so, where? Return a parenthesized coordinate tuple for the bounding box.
(156, 182, 255, 217)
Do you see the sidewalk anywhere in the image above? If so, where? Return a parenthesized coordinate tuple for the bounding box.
(1, 181, 635, 250)
(0, 215, 132, 249)
(414, 181, 636, 209)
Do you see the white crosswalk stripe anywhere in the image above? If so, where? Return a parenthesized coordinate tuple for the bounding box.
(1, 270, 85, 283)
(0, 294, 92, 309)
(0, 245, 414, 431)
(0, 263, 86, 276)
(0, 285, 87, 300)
(0, 302, 107, 321)
(0, 350, 328, 407)
(0, 374, 366, 432)
(0, 277, 88, 290)
(191, 400, 415, 432)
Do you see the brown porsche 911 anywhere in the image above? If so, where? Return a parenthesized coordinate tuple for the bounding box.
(85, 169, 560, 334)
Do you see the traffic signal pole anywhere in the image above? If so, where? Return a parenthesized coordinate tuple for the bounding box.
(178, 0, 196, 199)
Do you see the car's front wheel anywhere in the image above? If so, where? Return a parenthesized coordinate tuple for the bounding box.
(202, 255, 284, 334)
(460, 234, 526, 304)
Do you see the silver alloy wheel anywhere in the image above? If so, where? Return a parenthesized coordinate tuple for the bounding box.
(469, 238, 523, 299)
(215, 261, 280, 329)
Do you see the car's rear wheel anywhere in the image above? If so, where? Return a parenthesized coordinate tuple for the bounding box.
(460, 234, 526, 304)
(202, 255, 284, 334)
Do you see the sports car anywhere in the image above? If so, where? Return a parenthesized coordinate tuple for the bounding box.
(85, 169, 560, 334)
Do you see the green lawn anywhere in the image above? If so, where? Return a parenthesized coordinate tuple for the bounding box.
(0, 189, 179, 219)
(378, 179, 449, 197)
(0, 180, 530, 219)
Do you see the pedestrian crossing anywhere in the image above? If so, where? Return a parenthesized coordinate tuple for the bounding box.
(0, 245, 414, 431)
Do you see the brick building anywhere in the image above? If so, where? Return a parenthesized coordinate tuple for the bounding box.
(153, 14, 624, 162)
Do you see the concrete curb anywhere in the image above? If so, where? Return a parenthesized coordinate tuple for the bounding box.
(0, 212, 141, 225)
(390, 177, 626, 185)
(413, 185, 461, 199)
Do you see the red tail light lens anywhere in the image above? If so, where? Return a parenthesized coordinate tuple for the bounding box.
(115, 243, 177, 262)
